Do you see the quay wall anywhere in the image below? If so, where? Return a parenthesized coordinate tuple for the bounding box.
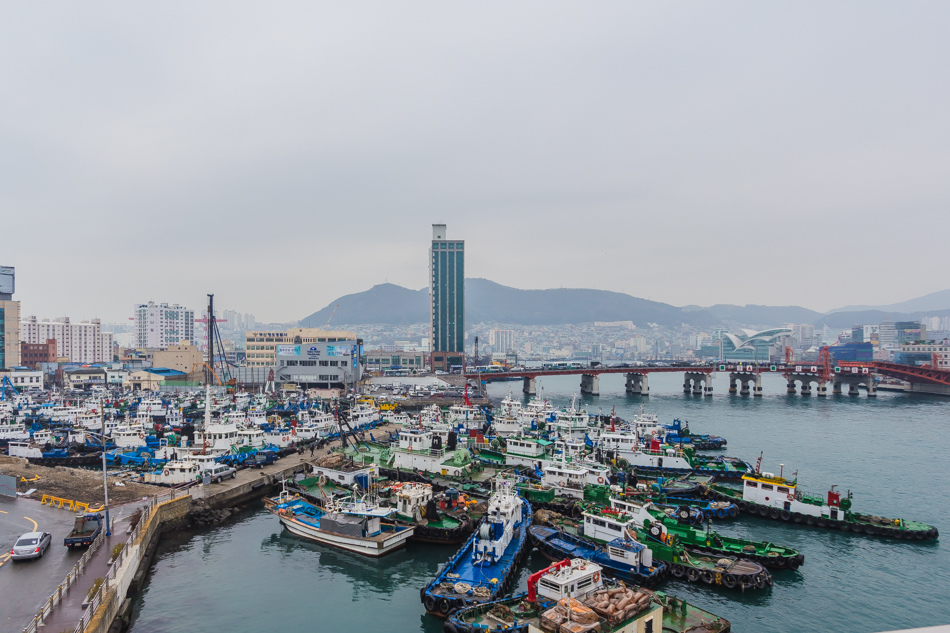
(83, 495, 192, 633)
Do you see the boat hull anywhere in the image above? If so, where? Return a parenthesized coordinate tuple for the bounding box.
(277, 513, 414, 557)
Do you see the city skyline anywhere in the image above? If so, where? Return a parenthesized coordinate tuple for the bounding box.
(3, 3, 950, 322)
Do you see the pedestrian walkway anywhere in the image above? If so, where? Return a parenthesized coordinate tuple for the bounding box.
(33, 508, 141, 633)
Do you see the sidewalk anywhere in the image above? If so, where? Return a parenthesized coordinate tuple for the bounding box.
(39, 509, 140, 633)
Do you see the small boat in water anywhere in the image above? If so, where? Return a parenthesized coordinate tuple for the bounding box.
(265, 487, 414, 557)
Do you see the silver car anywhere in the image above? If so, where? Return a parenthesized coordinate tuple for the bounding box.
(10, 532, 52, 561)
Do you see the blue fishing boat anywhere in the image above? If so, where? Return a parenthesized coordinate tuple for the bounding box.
(529, 525, 668, 587)
(421, 480, 531, 619)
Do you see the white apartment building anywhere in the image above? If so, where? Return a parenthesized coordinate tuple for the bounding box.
(20, 316, 113, 364)
(133, 302, 195, 349)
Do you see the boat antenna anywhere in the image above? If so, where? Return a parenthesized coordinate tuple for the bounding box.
(755, 451, 763, 475)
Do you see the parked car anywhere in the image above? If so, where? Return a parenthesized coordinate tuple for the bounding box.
(206, 464, 237, 483)
(10, 532, 52, 560)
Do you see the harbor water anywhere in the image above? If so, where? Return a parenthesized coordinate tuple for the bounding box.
(129, 373, 950, 633)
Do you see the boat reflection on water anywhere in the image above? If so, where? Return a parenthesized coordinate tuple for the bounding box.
(261, 528, 458, 596)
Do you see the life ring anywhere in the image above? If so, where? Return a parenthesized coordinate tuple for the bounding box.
(558, 481, 566, 487)
(283, 436, 289, 442)
(787, 493, 795, 501)
(163, 469, 170, 476)
(408, 446, 413, 452)
(139, 432, 146, 439)
(291, 428, 297, 435)
(597, 476, 605, 484)
(592, 571, 600, 582)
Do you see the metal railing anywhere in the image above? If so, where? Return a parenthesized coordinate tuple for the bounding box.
(22, 488, 186, 633)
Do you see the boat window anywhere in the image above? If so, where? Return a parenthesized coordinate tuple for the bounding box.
(593, 519, 607, 528)
(760, 484, 773, 491)
(577, 577, 593, 589)
(777, 487, 789, 494)
(607, 522, 622, 531)
(745, 481, 757, 487)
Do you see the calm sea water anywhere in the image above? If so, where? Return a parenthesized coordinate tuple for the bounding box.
(129, 373, 950, 633)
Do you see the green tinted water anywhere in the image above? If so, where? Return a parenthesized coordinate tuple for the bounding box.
(129, 373, 949, 633)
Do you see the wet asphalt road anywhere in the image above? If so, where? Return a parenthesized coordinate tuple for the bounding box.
(0, 497, 101, 633)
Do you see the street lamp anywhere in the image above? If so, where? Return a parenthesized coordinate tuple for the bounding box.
(99, 396, 111, 536)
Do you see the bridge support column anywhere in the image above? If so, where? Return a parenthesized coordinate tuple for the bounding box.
(704, 374, 713, 396)
(580, 374, 599, 396)
(833, 380, 843, 395)
(523, 376, 536, 396)
(787, 379, 797, 394)
(816, 383, 828, 396)
(849, 382, 860, 396)
(625, 373, 648, 396)
(800, 382, 812, 396)
(739, 379, 750, 396)
(753, 374, 763, 397)
(683, 376, 692, 394)
(728, 376, 738, 394)
(866, 380, 877, 397)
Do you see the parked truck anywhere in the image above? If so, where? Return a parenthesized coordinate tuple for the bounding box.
(64, 513, 103, 548)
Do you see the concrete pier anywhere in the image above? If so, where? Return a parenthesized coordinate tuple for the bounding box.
(580, 374, 600, 396)
(523, 376, 536, 396)
(683, 372, 713, 396)
(625, 373, 649, 396)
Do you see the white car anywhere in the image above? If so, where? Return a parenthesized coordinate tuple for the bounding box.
(10, 532, 52, 561)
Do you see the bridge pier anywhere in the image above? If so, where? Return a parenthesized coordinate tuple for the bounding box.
(786, 379, 797, 394)
(816, 383, 828, 396)
(730, 372, 759, 396)
(867, 381, 877, 397)
(523, 376, 536, 396)
(800, 382, 812, 396)
(833, 380, 843, 395)
(625, 373, 649, 396)
(580, 374, 600, 396)
(683, 372, 712, 396)
(849, 382, 860, 396)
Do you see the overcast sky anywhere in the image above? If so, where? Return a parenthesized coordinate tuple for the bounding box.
(3, 2, 948, 324)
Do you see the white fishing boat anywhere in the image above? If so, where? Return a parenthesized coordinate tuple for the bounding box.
(266, 486, 415, 557)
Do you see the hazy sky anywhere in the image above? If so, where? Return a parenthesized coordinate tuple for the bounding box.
(3, 2, 948, 323)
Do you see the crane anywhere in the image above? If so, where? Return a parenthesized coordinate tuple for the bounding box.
(324, 304, 340, 330)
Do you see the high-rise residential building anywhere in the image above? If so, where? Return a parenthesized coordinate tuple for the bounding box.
(20, 316, 111, 364)
(489, 329, 514, 354)
(429, 224, 465, 371)
(133, 302, 195, 349)
(878, 320, 896, 349)
(0, 266, 20, 369)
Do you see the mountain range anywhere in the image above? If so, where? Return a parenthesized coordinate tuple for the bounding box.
(299, 279, 950, 329)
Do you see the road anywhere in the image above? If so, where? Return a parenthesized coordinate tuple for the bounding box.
(0, 497, 138, 633)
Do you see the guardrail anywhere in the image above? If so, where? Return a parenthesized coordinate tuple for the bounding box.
(22, 488, 186, 633)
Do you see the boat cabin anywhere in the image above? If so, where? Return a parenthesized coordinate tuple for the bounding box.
(536, 558, 606, 601)
(473, 483, 522, 565)
(605, 537, 654, 568)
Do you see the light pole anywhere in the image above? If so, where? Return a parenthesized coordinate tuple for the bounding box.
(100, 397, 111, 535)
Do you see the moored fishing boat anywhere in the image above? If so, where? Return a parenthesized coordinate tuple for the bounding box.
(529, 525, 668, 588)
(534, 506, 772, 592)
(607, 496, 803, 570)
(265, 488, 415, 557)
(446, 558, 730, 633)
(421, 480, 531, 619)
(703, 469, 939, 540)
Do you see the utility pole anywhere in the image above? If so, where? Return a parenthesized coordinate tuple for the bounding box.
(100, 397, 111, 536)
